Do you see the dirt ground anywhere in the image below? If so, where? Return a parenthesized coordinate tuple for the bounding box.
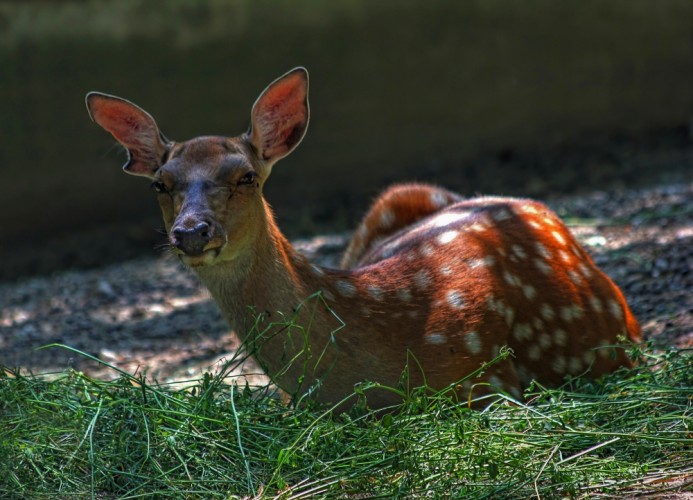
(0, 180, 691, 384)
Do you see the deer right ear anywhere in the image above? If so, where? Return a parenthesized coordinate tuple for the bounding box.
(86, 92, 169, 178)
(247, 67, 309, 171)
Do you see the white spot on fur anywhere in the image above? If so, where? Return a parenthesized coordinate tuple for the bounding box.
(420, 242, 435, 257)
(336, 280, 357, 298)
(426, 332, 447, 345)
(487, 297, 513, 327)
(529, 220, 542, 230)
(559, 250, 572, 263)
(311, 265, 325, 276)
(512, 244, 527, 260)
(503, 271, 522, 287)
(560, 306, 575, 322)
(322, 289, 335, 302)
(552, 355, 567, 374)
(447, 290, 465, 309)
(379, 208, 395, 229)
(568, 357, 582, 374)
(470, 223, 486, 232)
(413, 269, 432, 289)
(598, 340, 612, 359)
(582, 350, 596, 365)
(568, 269, 582, 285)
(538, 332, 552, 349)
(487, 297, 504, 315)
(397, 288, 412, 302)
(505, 306, 515, 327)
(532, 317, 544, 331)
(367, 285, 384, 301)
(528, 344, 541, 361)
(534, 258, 552, 275)
(516, 365, 531, 386)
(554, 328, 568, 347)
(552, 230, 566, 245)
(520, 204, 540, 215)
(438, 230, 459, 245)
(430, 190, 449, 208)
(535, 242, 551, 260)
(522, 284, 537, 301)
(507, 384, 522, 399)
(492, 208, 512, 222)
(543, 217, 558, 227)
(513, 323, 533, 342)
(609, 299, 624, 320)
(488, 375, 503, 390)
(589, 296, 603, 313)
(465, 331, 483, 355)
(430, 212, 469, 229)
(540, 303, 555, 321)
(440, 265, 453, 276)
(469, 255, 496, 269)
(578, 262, 592, 278)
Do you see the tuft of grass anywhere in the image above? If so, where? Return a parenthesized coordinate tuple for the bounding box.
(0, 344, 691, 499)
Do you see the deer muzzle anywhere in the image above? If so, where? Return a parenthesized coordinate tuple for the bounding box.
(171, 221, 213, 256)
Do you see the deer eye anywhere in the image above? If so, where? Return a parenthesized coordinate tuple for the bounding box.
(150, 181, 168, 193)
(238, 172, 257, 186)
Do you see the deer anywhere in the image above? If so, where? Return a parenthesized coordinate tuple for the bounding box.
(86, 67, 641, 409)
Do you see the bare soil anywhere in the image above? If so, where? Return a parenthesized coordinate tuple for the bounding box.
(0, 182, 691, 383)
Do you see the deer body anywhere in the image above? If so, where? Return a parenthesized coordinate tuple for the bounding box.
(87, 68, 641, 408)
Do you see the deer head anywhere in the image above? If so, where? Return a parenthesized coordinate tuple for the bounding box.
(86, 68, 309, 269)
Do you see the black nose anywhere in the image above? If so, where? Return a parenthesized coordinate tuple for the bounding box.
(172, 222, 212, 256)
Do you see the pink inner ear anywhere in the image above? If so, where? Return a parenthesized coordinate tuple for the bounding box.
(89, 95, 165, 177)
(261, 72, 306, 110)
(93, 99, 155, 149)
(253, 72, 307, 161)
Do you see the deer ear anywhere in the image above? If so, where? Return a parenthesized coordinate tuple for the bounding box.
(247, 67, 309, 168)
(86, 92, 169, 178)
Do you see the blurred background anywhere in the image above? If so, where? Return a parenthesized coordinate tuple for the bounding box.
(1, 0, 692, 281)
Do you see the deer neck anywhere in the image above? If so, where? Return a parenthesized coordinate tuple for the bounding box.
(194, 210, 309, 325)
(193, 203, 360, 399)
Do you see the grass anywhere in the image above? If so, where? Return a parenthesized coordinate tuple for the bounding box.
(0, 343, 690, 499)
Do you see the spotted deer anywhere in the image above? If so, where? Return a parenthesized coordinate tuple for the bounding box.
(86, 68, 641, 408)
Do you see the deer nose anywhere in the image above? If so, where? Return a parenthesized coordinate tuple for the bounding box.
(172, 221, 212, 256)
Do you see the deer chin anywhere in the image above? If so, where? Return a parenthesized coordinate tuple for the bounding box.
(179, 247, 222, 268)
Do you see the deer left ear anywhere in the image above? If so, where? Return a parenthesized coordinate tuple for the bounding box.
(86, 92, 169, 179)
(247, 67, 309, 169)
